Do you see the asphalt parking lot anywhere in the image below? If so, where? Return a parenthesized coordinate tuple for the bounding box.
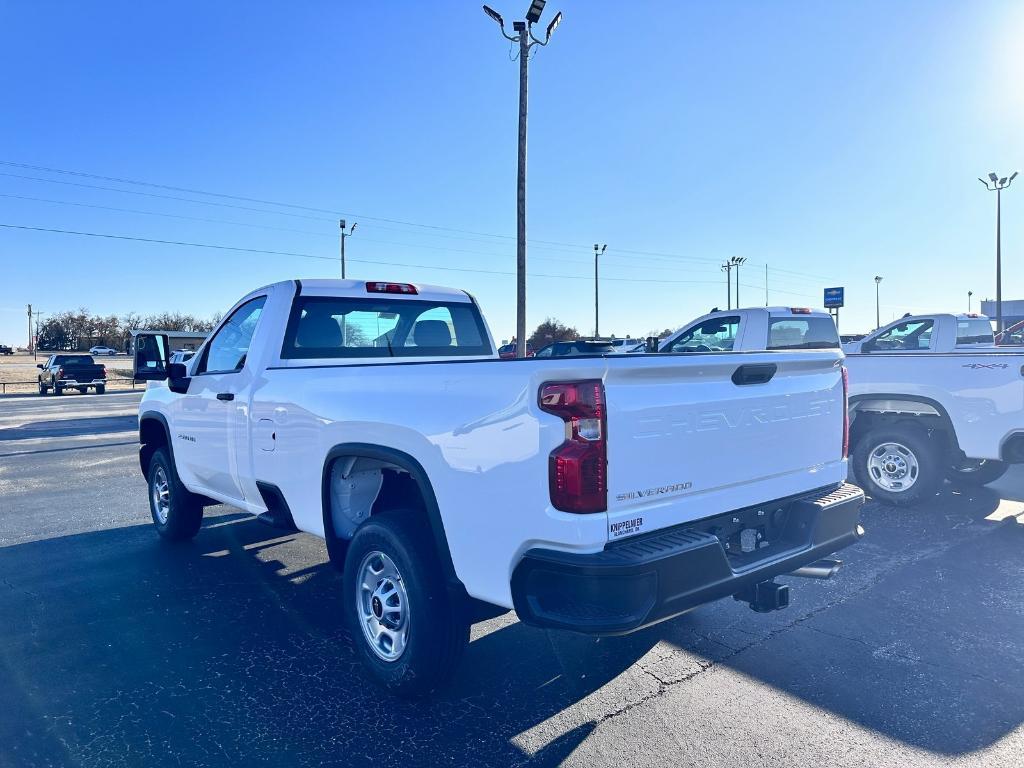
(1, 392, 1023, 768)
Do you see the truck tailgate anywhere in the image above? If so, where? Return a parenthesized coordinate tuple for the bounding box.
(603, 351, 846, 541)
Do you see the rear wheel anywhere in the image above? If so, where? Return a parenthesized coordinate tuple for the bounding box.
(147, 447, 203, 540)
(853, 425, 945, 506)
(343, 512, 469, 696)
(53, 383, 63, 396)
(95, 384, 106, 394)
(947, 458, 1008, 487)
(38, 381, 47, 396)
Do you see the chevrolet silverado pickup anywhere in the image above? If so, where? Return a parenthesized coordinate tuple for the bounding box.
(37, 354, 107, 395)
(133, 279, 863, 695)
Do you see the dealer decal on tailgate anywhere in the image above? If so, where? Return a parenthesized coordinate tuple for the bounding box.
(610, 517, 644, 539)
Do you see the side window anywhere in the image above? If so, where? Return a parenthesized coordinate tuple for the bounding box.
(197, 297, 266, 374)
(666, 317, 739, 352)
(868, 320, 934, 351)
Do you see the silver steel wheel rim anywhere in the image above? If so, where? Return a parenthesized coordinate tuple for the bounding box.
(151, 466, 171, 524)
(356, 550, 409, 662)
(868, 441, 919, 492)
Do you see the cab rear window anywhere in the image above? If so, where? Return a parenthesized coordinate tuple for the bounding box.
(956, 318, 994, 345)
(281, 296, 492, 359)
(767, 317, 840, 350)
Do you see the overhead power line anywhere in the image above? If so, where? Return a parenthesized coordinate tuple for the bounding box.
(1, 222, 797, 290)
(0, 160, 839, 283)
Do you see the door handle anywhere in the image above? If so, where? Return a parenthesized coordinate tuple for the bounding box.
(731, 363, 777, 386)
(217, 392, 235, 401)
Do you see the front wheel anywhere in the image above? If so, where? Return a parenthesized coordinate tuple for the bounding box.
(947, 458, 1008, 487)
(343, 513, 469, 697)
(853, 425, 946, 507)
(147, 448, 203, 540)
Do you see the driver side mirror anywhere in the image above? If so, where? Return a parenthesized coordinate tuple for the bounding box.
(133, 333, 170, 380)
(36, 363, 43, 369)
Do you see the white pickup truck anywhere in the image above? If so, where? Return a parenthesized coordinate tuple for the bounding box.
(133, 280, 863, 694)
(660, 308, 1024, 505)
(658, 306, 840, 354)
(843, 314, 1024, 504)
(842, 313, 997, 354)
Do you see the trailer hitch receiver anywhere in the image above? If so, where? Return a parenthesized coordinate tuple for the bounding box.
(734, 579, 790, 613)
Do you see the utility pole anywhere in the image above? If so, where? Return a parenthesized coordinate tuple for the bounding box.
(483, 2, 563, 358)
(32, 309, 43, 360)
(339, 220, 357, 279)
(733, 257, 746, 307)
(874, 276, 883, 329)
(979, 171, 1018, 332)
(593, 243, 606, 337)
(26, 304, 32, 354)
(720, 256, 745, 310)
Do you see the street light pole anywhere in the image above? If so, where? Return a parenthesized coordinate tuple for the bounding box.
(483, 2, 562, 358)
(593, 243, 606, 337)
(968, 290, 973, 313)
(979, 171, 1018, 333)
(874, 276, 883, 329)
(339, 219, 357, 279)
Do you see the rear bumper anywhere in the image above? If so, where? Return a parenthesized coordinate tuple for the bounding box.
(511, 483, 864, 635)
(57, 379, 105, 386)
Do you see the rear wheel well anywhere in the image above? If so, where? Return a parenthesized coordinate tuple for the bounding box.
(850, 409, 955, 455)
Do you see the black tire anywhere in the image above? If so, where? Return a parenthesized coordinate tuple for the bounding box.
(78, 387, 87, 394)
(947, 458, 1008, 487)
(343, 512, 469, 697)
(53, 383, 63, 396)
(38, 381, 47, 396)
(147, 447, 203, 540)
(852, 425, 946, 507)
(95, 384, 106, 394)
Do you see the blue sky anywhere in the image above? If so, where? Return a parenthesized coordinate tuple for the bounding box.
(1, 0, 1021, 346)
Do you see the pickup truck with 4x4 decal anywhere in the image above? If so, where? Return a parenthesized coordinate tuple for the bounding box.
(133, 279, 864, 694)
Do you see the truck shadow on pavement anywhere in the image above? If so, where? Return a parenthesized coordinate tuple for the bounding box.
(0, 415, 138, 441)
(0, 484, 1021, 767)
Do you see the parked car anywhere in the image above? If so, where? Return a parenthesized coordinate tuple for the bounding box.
(608, 338, 646, 353)
(170, 349, 195, 365)
(842, 313, 996, 354)
(0, 344, 13, 355)
(659, 307, 840, 353)
(497, 341, 536, 359)
(37, 354, 107, 395)
(133, 279, 863, 695)
(89, 345, 118, 356)
(533, 339, 617, 357)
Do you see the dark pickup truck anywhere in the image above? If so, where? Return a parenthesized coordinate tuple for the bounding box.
(0, 344, 13, 355)
(37, 354, 107, 395)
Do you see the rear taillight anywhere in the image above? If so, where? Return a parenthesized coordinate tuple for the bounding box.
(841, 365, 850, 459)
(539, 380, 607, 513)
